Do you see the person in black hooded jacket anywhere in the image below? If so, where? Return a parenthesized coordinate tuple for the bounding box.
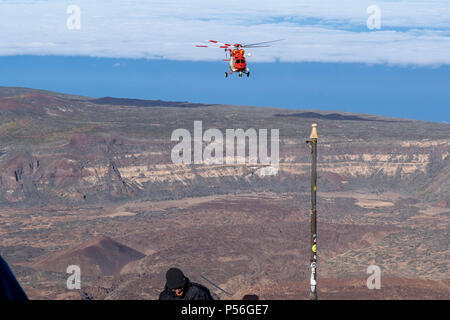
(0, 255, 28, 300)
(158, 268, 213, 300)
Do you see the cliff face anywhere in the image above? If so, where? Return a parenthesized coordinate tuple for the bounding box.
(0, 87, 448, 207)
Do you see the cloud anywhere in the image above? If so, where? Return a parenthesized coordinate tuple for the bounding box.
(0, 0, 449, 65)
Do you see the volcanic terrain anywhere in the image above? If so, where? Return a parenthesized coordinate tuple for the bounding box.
(0, 86, 448, 300)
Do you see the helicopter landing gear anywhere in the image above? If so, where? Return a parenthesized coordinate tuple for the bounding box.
(247, 72, 250, 77)
(239, 72, 242, 77)
(225, 72, 228, 77)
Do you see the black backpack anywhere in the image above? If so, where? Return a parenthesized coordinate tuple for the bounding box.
(0, 255, 28, 300)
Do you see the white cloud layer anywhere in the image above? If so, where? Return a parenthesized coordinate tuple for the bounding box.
(0, 0, 449, 65)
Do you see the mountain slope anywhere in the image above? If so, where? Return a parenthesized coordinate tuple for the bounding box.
(0, 86, 448, 300)
(0, 86, 448, 206)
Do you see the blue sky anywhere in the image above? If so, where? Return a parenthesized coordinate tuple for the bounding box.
(0, 0, 449, 122)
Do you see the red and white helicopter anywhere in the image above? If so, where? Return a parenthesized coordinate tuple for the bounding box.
(196, 39, 283, 77)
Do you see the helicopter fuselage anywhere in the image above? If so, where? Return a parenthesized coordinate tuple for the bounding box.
(228, 48, 249, 76)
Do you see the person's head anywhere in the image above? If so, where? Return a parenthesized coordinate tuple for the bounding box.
(166, 268, 187, 298)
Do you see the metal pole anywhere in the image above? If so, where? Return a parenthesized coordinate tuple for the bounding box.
(306, 123, 318, 300)
(199, 275, 233, 297)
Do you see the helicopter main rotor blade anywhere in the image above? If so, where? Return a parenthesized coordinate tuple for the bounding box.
(196, 45, 230, 49)
(242, 39, 284, 47)
(208, 40, 232, 47)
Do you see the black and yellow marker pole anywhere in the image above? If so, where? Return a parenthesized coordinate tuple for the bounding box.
(306, 123, 318, 300)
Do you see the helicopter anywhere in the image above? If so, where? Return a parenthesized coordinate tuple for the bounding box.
(196, 39, 283, 77)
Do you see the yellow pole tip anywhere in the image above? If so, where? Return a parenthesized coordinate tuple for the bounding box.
(310, 123, 319, 139)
